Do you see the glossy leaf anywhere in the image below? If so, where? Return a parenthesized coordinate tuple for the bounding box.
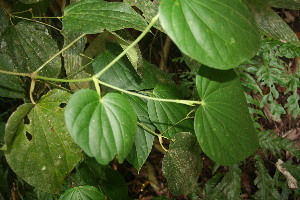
(124, 94, 155, 171)
(65, 89, 137, 165)
(79, 158, 129, 200)
(147, 84, 194, 138)
(159, 0, 261, 69)
(248, 1, 298, 42)
(1, 21, 61, 77)
(162, 132, 202, 195)
(63, 0, 148, 34)
(5, 90, 82, 193)
(93, 43, 142, 90)
(194, 66, 259, 166)
(59, 186, 106, 200)
(0, 54, 24, 98)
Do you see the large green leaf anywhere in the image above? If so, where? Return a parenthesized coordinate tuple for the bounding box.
(65, 89, 137, 165)
(147, 84, 194, 138)
(0, 21, 61, 77)
(194, 66, 259, 165)
(5, 89, 82, 194)
(124, 94, 155, 171)
(248, 1, 298, 42)
(59, 186, 106, 200)
(93, 43, 142, 90)
(63, 0, 148, 34)
(79, 158, 129, 200)
(0, 54, 24, 98)
(159, 0, 261, 70)
(162, 132, 202, 195)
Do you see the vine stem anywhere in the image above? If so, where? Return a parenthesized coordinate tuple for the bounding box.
(34, 33, 86, 74)
(97, 80, 203, 106)
(0, 70, 31, 77)
(94, 14, 160, 79)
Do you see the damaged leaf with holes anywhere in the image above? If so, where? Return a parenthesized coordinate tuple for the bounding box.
(4, 89, 82, 194)
(162, 132, 202, 195)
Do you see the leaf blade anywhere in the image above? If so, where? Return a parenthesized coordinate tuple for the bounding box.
(159, 0, 261, 69)
(194, 66, 259, 166)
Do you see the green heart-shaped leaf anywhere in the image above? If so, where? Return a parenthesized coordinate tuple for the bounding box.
(194, 66, 259, 166)
(159, 0, 261, 69)
(65, 89, 137, 165)
(59, 186, 106, 200)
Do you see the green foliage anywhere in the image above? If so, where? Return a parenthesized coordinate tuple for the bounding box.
(240, 38, 300, 119)
(65, 89, 137, 165)
(62, 0, 148, 34)
(159, 0, 261, 70)
(59, 185, 105, 200)
(195, 66, 259, 166)
(204, 164, 242, 200)
(162, 132, 202, 195)
(5, 90, 82, 193)
(0, 0, 299, 198)
(254, 155, 281, 200)
(79, 157, 129, 200)
(147, 84, 194, 138)
(258, 130, 300, 160)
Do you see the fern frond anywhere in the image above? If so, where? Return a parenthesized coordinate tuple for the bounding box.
(254, 155, 281, 200)
(258, 130, 300, 160)
(204, 164, 242, 200)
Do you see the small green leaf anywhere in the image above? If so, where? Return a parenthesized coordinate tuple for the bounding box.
(79, 157, 129, 200)
(65, 89, 137, 165)
(162, 132, 202, 195)
(194, 66, 259, 166)
(5, 89, 82, 194)
(124, 94, 155, 171)
(59, 186, 106, 200)
(63, 0, 148, 34)
(1, 21, 61, 77)
(93, 43, 142, 90)
(159, 0, 261, 69)
(147, 84, 194, 138)
(0, 54, 24, 98)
